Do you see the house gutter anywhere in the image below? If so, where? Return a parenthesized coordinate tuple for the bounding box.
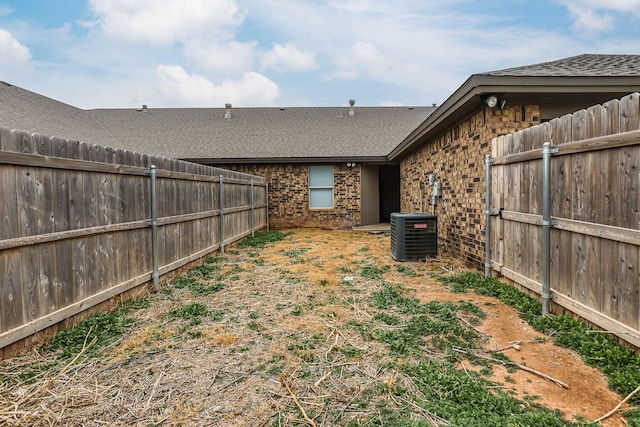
(185, 156, 395, 165)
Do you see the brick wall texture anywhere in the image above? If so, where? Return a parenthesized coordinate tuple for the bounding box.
(400, 105, 541, 268)
(216, 163, 361, 229)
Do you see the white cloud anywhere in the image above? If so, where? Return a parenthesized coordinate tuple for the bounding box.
(0, 6, 14, 17)
(380, 100, 403, 106)
(184, 40, 258, 75)
(330, 41, 393, 80)
(88, 0, 245, 44)
(241, 1, 601, 104)
(560, 0, 640, 32)
(155, 64, 280, 106)
(260, 43, 317, 72)
(0, 28, 30, 65)
(562, 2, 615, 32)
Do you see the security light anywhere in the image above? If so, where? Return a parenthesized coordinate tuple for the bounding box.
(484, 95, 498, 108)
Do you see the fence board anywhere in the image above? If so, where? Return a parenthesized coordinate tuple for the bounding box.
(583, 108, 603, 311)
(619, 146, 640, 230)
(0, 128, 15, 151)
(1, 126, 266, 354)
(51, 138, 73, 308)
(493, 135, 508, 268)
(18, 131, 34, 154)
(0, 250, 22, 332)
(21, 243, 41, 321)
(620, 93, 640, 132)
(0, 165, 17, 240)
(569, 111, 588, 302)
(491, 94, 640, 348)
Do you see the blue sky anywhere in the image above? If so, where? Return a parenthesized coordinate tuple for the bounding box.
(0, 0, 639, 109)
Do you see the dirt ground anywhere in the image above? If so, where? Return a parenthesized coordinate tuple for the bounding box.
(0, 228, 630, 426)
(285, 229, 625, 426)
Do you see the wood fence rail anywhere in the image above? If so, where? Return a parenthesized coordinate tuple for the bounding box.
(489, 92, 640, 348)
(0, 127, 267, 357)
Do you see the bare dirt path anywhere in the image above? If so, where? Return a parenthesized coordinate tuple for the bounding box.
(0, 228, 629, 426)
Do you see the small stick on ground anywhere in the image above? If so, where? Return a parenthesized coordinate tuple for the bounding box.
(393, 395, 449, 426)
(144, 371, 164, 409)
(313, 372, 331, 388)
(493, 341, 522, 352)
(280, 374, 318, 427)
(339, 297, 373, 320)
(452, 347, 569, 389)
(592, 384, 640, 423)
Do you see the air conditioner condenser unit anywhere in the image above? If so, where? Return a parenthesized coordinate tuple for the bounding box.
(390, 212, 438, 261)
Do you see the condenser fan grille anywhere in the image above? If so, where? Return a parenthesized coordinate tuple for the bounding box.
(390, 213, 437, 261)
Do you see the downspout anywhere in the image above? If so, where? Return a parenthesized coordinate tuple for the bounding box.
(542, 142, 558, 315)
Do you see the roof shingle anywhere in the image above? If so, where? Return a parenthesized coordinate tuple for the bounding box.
(86, 106, 435, 160)
(481, 54, 640, 77)
(0, 81, 434, 161)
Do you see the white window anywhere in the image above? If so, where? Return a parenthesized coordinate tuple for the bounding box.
(309, 166, 334, 209)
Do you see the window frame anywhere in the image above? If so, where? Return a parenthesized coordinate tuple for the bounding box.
(308, 165, 334, 209)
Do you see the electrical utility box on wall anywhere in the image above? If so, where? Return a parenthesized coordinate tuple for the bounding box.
(390, 213, 438, 261)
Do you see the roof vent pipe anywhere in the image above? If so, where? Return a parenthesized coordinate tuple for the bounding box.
(224, 103, 232, 119)
(349, 99, 355, 116)
(142, 104, 148, 113)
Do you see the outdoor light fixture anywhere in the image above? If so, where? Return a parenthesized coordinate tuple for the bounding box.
(484, 95, 507, 110)
(346, 162, 357, 168)
(484, 95, 498, 108)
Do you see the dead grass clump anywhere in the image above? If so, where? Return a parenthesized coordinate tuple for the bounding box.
(204, 329, 237, 347)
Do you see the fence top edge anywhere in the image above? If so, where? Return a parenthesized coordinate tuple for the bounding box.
(493, 128, 640, 165)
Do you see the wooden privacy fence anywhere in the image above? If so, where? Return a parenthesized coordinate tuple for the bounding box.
(488, 92, 640, 348)
(0, 127, 267, 355)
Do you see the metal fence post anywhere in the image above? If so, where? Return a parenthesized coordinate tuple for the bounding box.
(266, 182, 270, 232)
(250, 179, 255, 237)
(484, 155, 495, 278)
(542, 142, 558, 315)
(219, 175, 225, 255)
(147, 165, 160, 291)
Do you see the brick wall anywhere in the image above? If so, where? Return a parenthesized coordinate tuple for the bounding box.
(400, 105, 541, 267)
(217, 163, 361, 229)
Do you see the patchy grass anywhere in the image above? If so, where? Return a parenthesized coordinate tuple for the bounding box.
(437, 271, 640, 420)
(238, 230, 291, 248)
(0, 230, 635, 426)
(41, 298, 149, 360)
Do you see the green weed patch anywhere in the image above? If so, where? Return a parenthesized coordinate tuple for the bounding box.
(168, 302, 214, 326)
(360, 263, 390, 281)
(239, 230, 291, 248)
(437, 271, 640, 409)
(42, 298, 148, 360)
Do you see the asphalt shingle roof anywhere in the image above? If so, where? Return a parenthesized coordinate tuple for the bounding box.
(86, 106, 435, 160)
(480, 54, 640, 77)
(2, 54, 639, 162)
(0, 80, 434, 161)
(0, 81, 120, 147)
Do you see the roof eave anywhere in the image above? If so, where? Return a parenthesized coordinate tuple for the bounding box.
(182, 155, 394, 165)
(388, 75, 640, 160)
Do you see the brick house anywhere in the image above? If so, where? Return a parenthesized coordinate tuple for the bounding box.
(0, 85, 433, 230)
(389, 54, 640, 267)
(85, 104, 434, 229)
(1, 54, 639, 266)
